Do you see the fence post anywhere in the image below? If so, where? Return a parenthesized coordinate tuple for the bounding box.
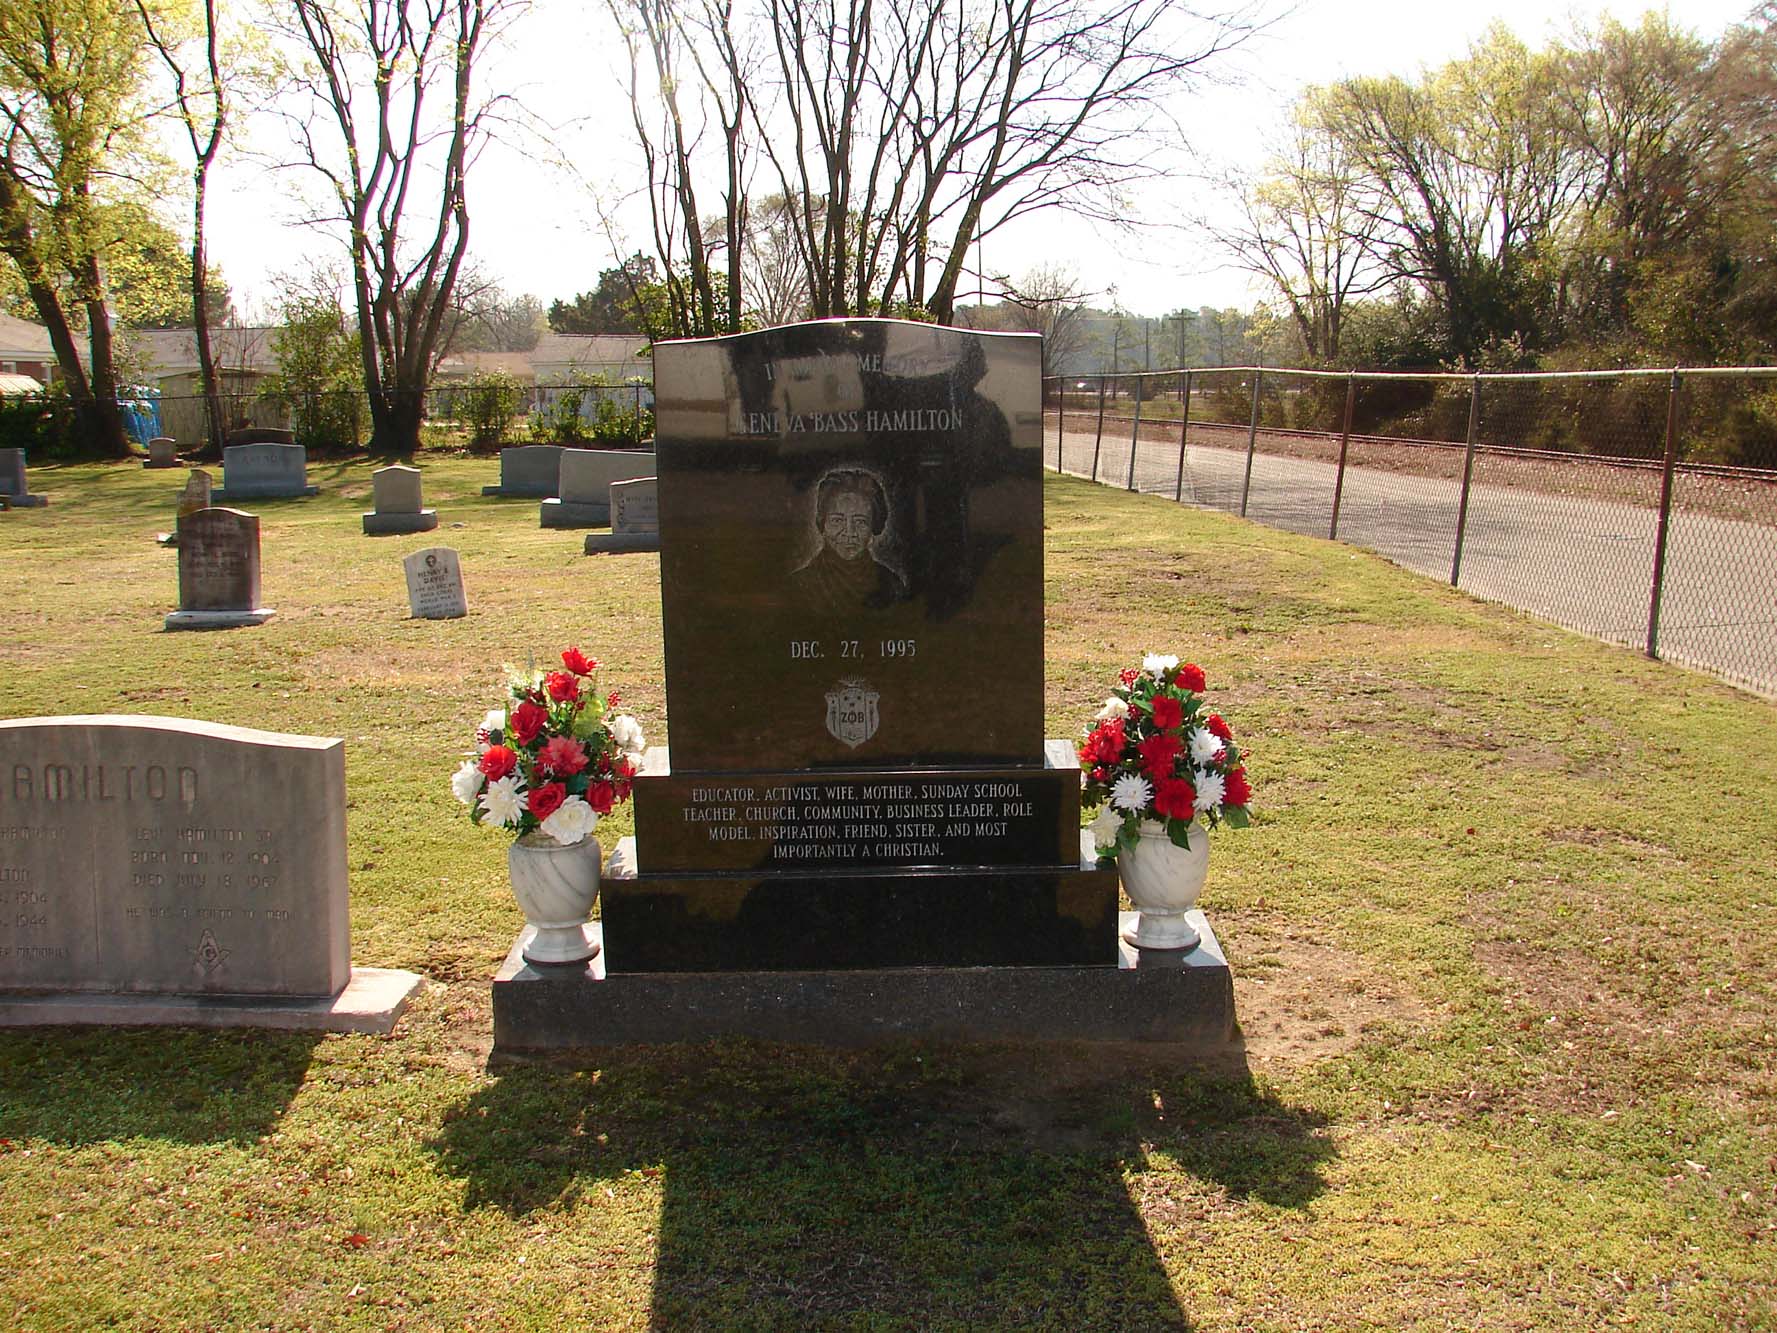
(1329, 373, 1356, 540)
(1239, 368, 1261, 517)
(1451, 375, 1481, 586)
(1646, 368, 1683, 659)
(1090, 375, 1107, 483)
(1052, 378, 1063, 472)
(1127, 378, 1144, 491)
(633, 383, 643, 448)
(1174, 370, 1192, 502)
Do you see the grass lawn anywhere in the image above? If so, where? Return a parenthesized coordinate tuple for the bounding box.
(1, 455, 1773, 1331)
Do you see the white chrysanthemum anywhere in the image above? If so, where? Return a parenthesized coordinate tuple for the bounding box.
(1188, 727, 1225, 765)
(608, 714, 646, 757)
(450, 759, 485, 806)
(1110, 773, 1153, 812)
(479, 775, 527, 828)
(540, 794, 598, 845)
(478, 708, 506, 748)
(1142, 653, 1179, 676)
(1088, 805, 1124, 853)
(1192, 768, 1226, 814)
(1093, 696, 1130, 722)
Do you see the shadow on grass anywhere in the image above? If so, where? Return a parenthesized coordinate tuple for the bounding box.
(0, 1028, 319, 1146)
(430, 1042, 1334, 1327)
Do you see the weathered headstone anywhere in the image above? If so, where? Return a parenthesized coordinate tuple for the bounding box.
(481, 444, 564, 498)
(496, 320, 1232, 1052)
(177, 469, 213, 519)
(165, 507, 276, 629)
(0, 447, 47, 507)
(226, 426, 295, 447)
(584, 476, 660, 554)
(540, 448, 657, 527)
(401, 546, 468, 619)
(0, 715, 422, 1032)
(215, 442, 318, 500)
(362, 463, 439, 535)
(144, 437, 179, 469)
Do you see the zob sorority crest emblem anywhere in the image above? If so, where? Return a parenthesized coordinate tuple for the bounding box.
(825, 679, 880, 748)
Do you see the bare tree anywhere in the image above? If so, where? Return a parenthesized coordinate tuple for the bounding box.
(278, 0, 515, 453)
(1212, 94, 1388, 364)
(614, 0, 1261, 325)
(136, 0, 228, 453)
(1000, 263, 1093, 373)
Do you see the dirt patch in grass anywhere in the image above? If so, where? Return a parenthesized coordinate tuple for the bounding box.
(1226, 915, 1436, 1072)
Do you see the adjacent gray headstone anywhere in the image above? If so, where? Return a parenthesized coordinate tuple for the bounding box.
(481, 444, 564, 498)
(363, 463, 439, 535)
(541, 448, 657, 527)
(0, 715, 422, 1032)
(584, 476, 660, 554)
(226, 426, 295, 447)
(165, 507, 276, 629)
(402, 546, 468, 619)
(0, 447, 47, 507)
(144, 437, 179, 469)
(215, 443, 317, 500)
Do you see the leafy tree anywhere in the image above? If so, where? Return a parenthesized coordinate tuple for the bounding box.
(259, 291, 364, 451)
(0, 0, 152, 456)
(548, 254, 670, 335)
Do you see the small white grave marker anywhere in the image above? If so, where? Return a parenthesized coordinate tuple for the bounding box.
(403, 547, 468, 619)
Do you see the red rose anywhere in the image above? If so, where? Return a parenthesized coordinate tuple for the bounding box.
(586, 780, 616, 815)
(1150, 695, 1183, 731)
(1223, 767, 1251, 807)
(537, 735, 588, 777)
(478, 745, 518, 781)
(528, 782, 567, 821)
(561, 646, 598, 676)
(544, 671, 579, 703)
(1174, 663, 1207, 693)
(508, 700, 548, 746)
(1137, 732, 1181, 779)
(1153, 776, 1196, 820)
(1205, 713, 1233, 741)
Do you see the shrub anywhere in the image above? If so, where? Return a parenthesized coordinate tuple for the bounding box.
(461, 370, 523, 446)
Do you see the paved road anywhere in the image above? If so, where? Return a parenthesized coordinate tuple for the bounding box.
(1050, 425, 1777, 697)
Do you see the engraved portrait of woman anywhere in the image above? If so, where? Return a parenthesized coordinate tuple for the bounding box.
(788, 468, 909, 615)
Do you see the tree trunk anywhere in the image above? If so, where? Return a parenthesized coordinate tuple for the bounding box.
(191, 169, 225, 455)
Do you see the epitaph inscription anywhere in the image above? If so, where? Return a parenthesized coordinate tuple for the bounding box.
(611, 478, 659, 534)
(221, 443, 312, 499)
(178, 508, 260, 612)
(403, 547, 468, 618)
(654, 320, 1044, 770)
(0, 716, 351, 996)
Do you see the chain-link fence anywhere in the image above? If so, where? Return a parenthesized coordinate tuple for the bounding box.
(5, 380, 656, 457)
(1044, 366, 1777, 698)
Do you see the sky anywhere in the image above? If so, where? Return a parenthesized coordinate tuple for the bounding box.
(204, 0, 1759, 324)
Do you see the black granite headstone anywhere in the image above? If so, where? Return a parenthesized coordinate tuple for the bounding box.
(602, 320, 1118, 972)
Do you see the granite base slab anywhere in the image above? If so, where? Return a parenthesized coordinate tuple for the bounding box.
(584, 532, 660, 553)
(212, 486, 318, 500)
(164, 608, 277, 630)
(142, 459, 180, 469)
(3, 493, 47, 507)
(362, 509, 439, 535)
(0, 966, 424, 1035)
(492, 912, 1232, 1051)
(539, 498, 610, 528)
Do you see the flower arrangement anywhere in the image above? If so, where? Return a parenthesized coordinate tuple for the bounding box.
(450, 647, 647, 845)
(1079, 654, 1251, 857)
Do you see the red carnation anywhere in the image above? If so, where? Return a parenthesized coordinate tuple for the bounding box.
(537, 735, 589, 777)
(586, 780, 617, 815)
(1150, 695, 1183, 731)
(1153, 776, 1196, 821)
(1174, 663, 1207, 693)
(1080, 719, 1126, 766)
(478, 745, 518, 781)
(1223, 767, 1251, 807)
(1119, 668, 1138, 686)
(528, 782, 567, 821)
(508, 700, 548, 746)
(561, 646, 599, 676)
(607, 690, 621, 708)
(544, 671, 580, 703)
(1138, 731, 1182, 779)
(1205, 713, 1233, 741)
